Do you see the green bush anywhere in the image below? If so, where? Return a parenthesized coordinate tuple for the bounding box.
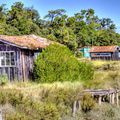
(8, 91, 24, 107)
(79, 62, 94, 81)
(75, 51, 83, 58)
(39, 103, 60, 120)
(0, 91, 7, 105)
(33, 44, 80, 82)
(33, 44, 94, 83)
(0, 74, 8, 86)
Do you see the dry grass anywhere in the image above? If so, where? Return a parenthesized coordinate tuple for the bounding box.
(84, 60, 120, 89)
(92, 60, 120, 68)
(2, 81, 83, 99)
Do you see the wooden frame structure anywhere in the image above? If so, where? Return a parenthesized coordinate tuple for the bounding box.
(72, 89, 120, 117)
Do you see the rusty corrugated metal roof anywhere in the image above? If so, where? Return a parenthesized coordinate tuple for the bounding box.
(0, 34, 52, 50)
(90, 46, 118, 53)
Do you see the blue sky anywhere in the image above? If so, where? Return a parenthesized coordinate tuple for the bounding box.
(1, 0, 120, 32)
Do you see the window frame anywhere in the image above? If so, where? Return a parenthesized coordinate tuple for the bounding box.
(0, 51, 16, 67)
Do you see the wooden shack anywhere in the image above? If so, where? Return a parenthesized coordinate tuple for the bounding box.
(90, 46, 120, 60)
(0, 34, 51, 81)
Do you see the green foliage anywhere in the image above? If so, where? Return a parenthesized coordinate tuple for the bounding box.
(47, 34, 57, 41)
(0, 74, 8, 86)
(0, 91, 7, 105)
(39, 103, 60, 120)
(33, 44, 81, 82)
(5, 112, 29, 120)
(75, 51, 83, 58)
(34, 44, 94, 82)
(0, 89, 23, 106)
(8, 91, 24, 107)
(79, 62, 94, 81)
(81, 93, 96, 113)
(0, 89, 60, 120)
(40, 87, 80, 116)
(0, 2, 120, 52)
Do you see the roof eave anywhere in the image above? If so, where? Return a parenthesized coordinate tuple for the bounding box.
(0, 39, 42, 50)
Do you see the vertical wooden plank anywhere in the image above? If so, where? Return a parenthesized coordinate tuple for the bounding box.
(109, 94, 112, 104)
(112, 93, 115, 104)
(21, 50, 26, 82)
(116, 93, 119, 107)
(16, 50, 19, 81)
(19, 50, 22, 81)
(98, 96, 102, 105)
(18, 50, 22, 81)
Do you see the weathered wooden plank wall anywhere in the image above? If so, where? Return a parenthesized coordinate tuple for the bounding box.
(0, 42, 38, 81)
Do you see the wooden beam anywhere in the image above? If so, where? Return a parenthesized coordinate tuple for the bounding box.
(72, 101, 77, 117)
(116, 93, 119, 107)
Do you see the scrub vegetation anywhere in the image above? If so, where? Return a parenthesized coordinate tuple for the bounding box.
(0, 79, 119, 120)
(33, 44, 94, 83)
(0, 61, 119, 120)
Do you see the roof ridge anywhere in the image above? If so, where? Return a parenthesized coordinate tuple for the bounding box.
(0, 34, 51, 50)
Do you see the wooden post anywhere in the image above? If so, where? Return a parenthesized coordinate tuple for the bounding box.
(98, 95, 102, 105)
(116, 92, 119, 106)
(76, 100, 80, 110)
(16, 51, 20, 81)
(72, 101, 77, 117)
(112, 93, 115, 104)
(8, 67, 10, 82)
(21, 51, 25, 82)
(109, 94, 112, 104)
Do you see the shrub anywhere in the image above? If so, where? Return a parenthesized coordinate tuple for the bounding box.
(33, 44, 80, 83)
(81, 93, 96, 113)
(41, 87, 79, 116)
(0, 91, 7, 105)
(8, 90, 24, 107)
(75, 51, 83, 58)
(33, 44, 94, 83)
(79, 62, 94, 81)
(0, 74, 8, 86)
(39, 103, 60, 120)
(84, 104, 120, 120)
(5, 112, 29, 120)
(0, 89, 60, 120)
